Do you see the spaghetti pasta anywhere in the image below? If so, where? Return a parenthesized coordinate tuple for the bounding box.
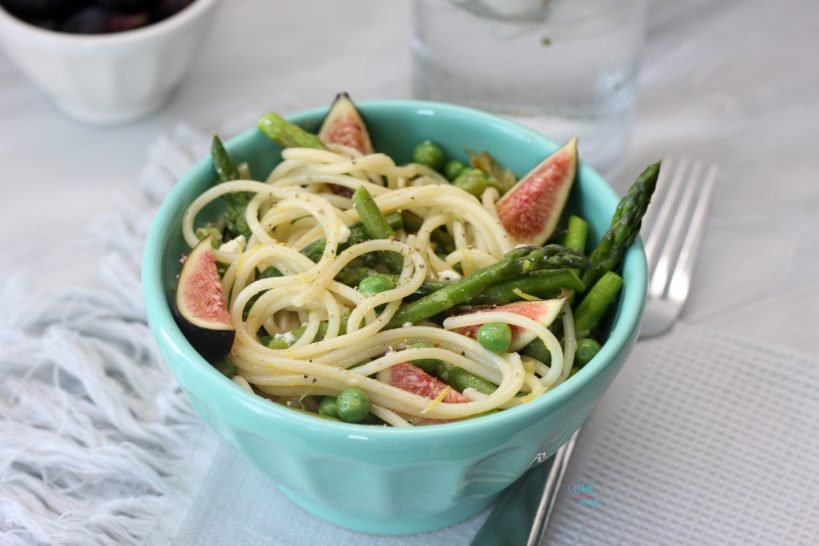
(181, 144, 570, 425)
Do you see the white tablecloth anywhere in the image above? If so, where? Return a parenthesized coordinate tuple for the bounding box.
(1, 0, 818, 544)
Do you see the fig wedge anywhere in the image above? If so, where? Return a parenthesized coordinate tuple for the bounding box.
(318, 92, 374, 155)
(496, 137, 578, 245)
(378, 362, 469, 403)
(453, 299, 565, 352)
(174, 236, 235, 359)
(318, 92, 374, 196)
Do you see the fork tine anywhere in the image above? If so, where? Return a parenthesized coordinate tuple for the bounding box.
(643, 158, 690, 270)
(649, 160, 703, 298)
(667, 165, 718, 303)
(640, 156, 675, 238)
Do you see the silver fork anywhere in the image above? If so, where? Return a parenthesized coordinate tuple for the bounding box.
(471, 158, 719, 546)
(527, 158, 719, 544)
(640, 158, 719, 337)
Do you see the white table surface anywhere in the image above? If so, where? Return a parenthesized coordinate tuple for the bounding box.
(1, 0, 818, 541)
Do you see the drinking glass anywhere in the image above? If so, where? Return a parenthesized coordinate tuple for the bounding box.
(412, 0, 645, 175)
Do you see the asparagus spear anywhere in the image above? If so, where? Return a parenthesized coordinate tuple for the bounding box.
(564, 215, 589, 255)
(582, 161, 661, 289)
(388, 245, 596, 327)
(352, 186, 404, 273)
(573, 271, 624, 338)
(300, 213, 404, 262)
(257, 112, 326, 150)
(211, 134, 251, 239)
(562, 214, 589, 305)
(212, 133, 240, 181)
(401, 211, 456, 254)
(435, 361, 497, 395)
(334, 267, 380, 287)
(352, 186, 396, 239)
(373, 269, 582, 304)
(473, 269, 585, 305)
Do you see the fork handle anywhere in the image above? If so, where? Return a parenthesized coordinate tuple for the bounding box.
(469, 430, 580, 546)
(469, 451, 561, 546)
(529, 430, 580, 545)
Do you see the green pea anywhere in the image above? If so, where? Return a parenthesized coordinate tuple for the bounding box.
(453, 168, 490, 196)
(444, 159, 467, 181)
(412, 140, 445, 171)
(406, 342, 440, 373)
(336, 388, 371, 423)
(476, 322, 512, 353)
(358, 274, 395, 297)
(318, 397, 339, 418)
(575, 338, 602, 366)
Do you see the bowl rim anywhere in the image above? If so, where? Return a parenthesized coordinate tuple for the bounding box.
(0, 0, 219, 45)
(142, 99, 647, 440)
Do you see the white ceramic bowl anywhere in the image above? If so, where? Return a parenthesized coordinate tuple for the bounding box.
(0, 0, 221, 125)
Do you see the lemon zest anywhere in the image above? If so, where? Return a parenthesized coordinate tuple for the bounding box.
(421, 386, 451, 415)
(512, 288, 540, 302)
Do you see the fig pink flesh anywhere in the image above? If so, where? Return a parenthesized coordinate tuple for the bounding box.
(380, 363, 469, 403)
(318, 94, 374, 196)
(496, 138, 577, 245)
(453, 300, 563, 352)
(323, 111, 373, 154)
(182, 247, 231, 327)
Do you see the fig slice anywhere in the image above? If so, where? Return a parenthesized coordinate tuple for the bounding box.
(495, 137, 578, 245)
(318, 92, 375, 197)
(174, 236, 235, 359)
(378, 362, 469, 403)
(318, 92, 375, 155)
(453, 299, 565, 352)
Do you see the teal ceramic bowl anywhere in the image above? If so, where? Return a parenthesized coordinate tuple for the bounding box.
(142, 101, 647, 535)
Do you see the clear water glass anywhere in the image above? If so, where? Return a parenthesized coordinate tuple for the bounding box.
(412, 0, 645, 175)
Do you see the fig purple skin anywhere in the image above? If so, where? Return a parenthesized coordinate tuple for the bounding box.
(173, 300, 236, 360)
(174, 236, 236, 360)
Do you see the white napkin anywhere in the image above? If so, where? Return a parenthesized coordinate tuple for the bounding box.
(547, 323, 819, 545)
(165, 323, 819, 545)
